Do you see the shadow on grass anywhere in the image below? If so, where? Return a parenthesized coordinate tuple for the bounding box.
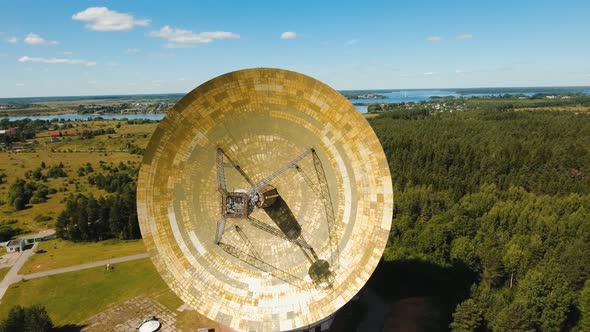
(54, 324, 87, 332)
(367, 258, 477, 331)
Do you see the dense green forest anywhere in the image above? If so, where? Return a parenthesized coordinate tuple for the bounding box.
(370, 108, 590, 331)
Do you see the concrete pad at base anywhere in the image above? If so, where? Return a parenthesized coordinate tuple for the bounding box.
(81, 296, 177, 332)
(0, 252, 22, 269)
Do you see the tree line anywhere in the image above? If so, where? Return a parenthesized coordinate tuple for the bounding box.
(56, 162, 140, 241)
(0, 118, 49, 144)
(79, 127, 116, 139)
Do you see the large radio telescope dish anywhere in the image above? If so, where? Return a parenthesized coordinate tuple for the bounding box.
(137, 68, 393, 331)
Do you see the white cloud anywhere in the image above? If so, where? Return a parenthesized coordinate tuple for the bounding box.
(426, 36, 443, 42)
(423, 71, 435, 76)
(7, 37, 18, 44)
(24, 33, 58, 45)
(148, 26, 239, 48)
(87, 80, 97, 84)
(456, 34, 473, 40)
(59, 51, 73, 55)
(495, 65, 513, 72)
(146, 52, 175, 58)
(455, 69, 473, 75)
(124, 48, 141, 54)
(18, 55, 96, 66)
(346, 39, 359, 45)
(280, 31, 298, 40)
(15, 83, 25, 87)
(72, 7, 150, 31)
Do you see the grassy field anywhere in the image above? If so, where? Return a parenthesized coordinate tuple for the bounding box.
(1, 258, 219, 330)
(0, 120, 157, 234)
(0, 120, 168, 327)
(515, 105, 590, 113)
(19, 239, 146, 274)
(0, 258, 168, 326)
(0, 268, 9, 282)
(0, 106, 61, 117)
(152, 289, 184, 312)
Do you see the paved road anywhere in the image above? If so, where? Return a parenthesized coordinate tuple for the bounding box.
(0, 251, 149, 303)
(22, 253, 149, 280)
(0, 243, 38, 303)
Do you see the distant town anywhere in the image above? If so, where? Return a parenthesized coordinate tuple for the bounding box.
(1, 88, 589, 118)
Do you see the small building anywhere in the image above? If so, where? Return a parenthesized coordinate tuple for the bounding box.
(0, 127, 17, 135)
(6, 239, 25, 253)
(49, 131, 62, 137)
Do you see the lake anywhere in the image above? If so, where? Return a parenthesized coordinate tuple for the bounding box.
(346, 86, 590, 106)
(347, 89, 460, 105)
(4, 86, 589, 120)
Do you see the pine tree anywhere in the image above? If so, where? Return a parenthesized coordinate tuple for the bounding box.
(578, 280, 590, 331)
(0, 305, 53, 332)
(450, 299, 482, 332)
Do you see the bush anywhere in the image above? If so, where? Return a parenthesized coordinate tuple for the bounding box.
(8, 179, 33, 209)
(29, 196, 46, 204)
(46, 166, 66, 178)
(0, 224, 23, 242)
(12, 197, 25, 210)
(34, 214, 53, 222)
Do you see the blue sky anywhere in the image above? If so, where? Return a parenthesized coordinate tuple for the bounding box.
(1, 0, 589, 97)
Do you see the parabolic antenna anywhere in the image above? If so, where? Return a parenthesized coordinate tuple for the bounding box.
(137, 68, 393, 331)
